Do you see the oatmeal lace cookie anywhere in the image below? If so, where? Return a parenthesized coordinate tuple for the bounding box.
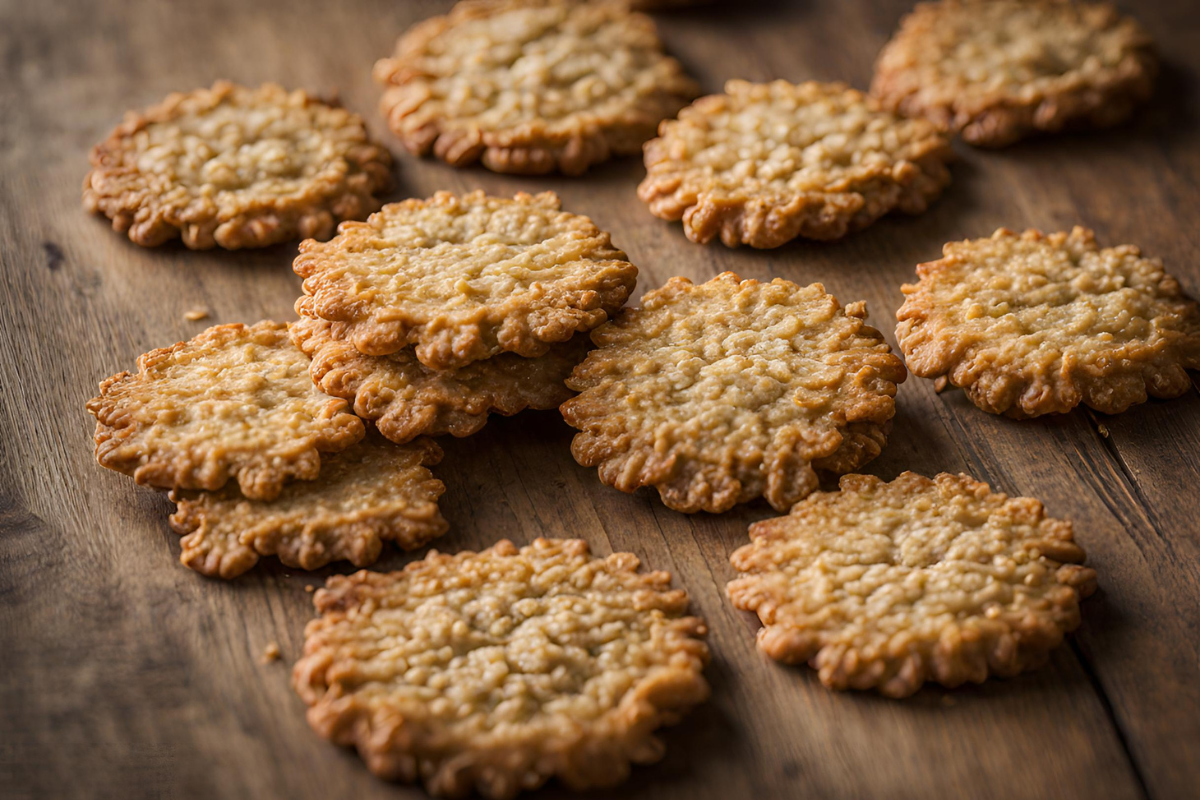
(374, 0, 698, 175)
(83, 81, 393, 249)
(637, 80, 953, 247)
(871, 0, 1157, 147)
(728, 471, 1098, 697)
(169, 436, 446, 579)
(292, 538, 710, 798)
(87, 322, 364, 500)
(560, 272, 907, 513)
(291, 307, 587, 443)
(896, 227, 1200, 418)
(294, 190, 638, 369)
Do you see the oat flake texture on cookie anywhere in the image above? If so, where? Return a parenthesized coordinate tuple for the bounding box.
(291, 309, 587, 444)
(87, 321, 364, 500)
(374, 0, 699, 175)
(292, 538, 709, 799)
(169, 436, 447, 579)
(83, 81, 393, 249)
(294, 190, 638, 369)
(637, 80, 954, 247)
(896, 227, 1200, 418)
(561, 272, 907, 513)
(871, 0, 1157, 147)
(728, 472, 1098, 698)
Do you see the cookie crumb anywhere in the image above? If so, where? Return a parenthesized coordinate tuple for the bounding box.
(305, 584, 316, 593)
(184, 308, 210, 321)
(260, 642, 281, 664)
(1098, 423, 1110, 439)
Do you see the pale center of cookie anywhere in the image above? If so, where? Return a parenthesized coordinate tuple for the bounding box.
(914, 234, 1185, 368)
(397, 3, 683, 133)
(107, 328, 340, 453)
(734, 476, 1083, 643)
(919, 2, 1139, 90)
(661, 82, 941, 199)
(132, 94, 356, 198)
(586, 281, 897, 458)
(322, 198, 612, 309)
(323, 556, 687, 732)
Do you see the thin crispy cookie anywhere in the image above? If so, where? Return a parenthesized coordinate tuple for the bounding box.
(374, 0, 698, 175)
(637, 80, 953, 247)
(897, 227, 1200, 418)
(871, 1, 1157, 147)
(87, 322, 364, 500)
(560, 273, 907, 513)
(169, 436, 446, 579)
(291, 308, 586, 443)
(294, 190, 638, 369)
(83, 81, 393, 249)
(728, 472, 1098, 698)
(292, 538, 709, 799)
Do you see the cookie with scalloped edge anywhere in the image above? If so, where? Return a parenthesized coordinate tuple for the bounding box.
(87, 321, 364, 500)
(871, 0, 1157, 147)
(896, 227, 1200, 418)
(83, 81, 393, 249)
(637, 79, 953, 247)
(560, 272, 906, 513)
(374, 0, 698, 175)
(290, 307, 587, 443)
(728, 471, 1098, 697)
(292, 537, 709, 798)
(168, 436, 446, 579)
(294, 190, 637, 369)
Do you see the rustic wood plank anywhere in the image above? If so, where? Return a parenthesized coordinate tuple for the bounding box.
(2, 1, 1198, 799)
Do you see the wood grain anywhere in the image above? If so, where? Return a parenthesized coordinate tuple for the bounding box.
(2, 1, 1198, 799)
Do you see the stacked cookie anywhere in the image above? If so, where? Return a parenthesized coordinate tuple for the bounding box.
(288, 190, 638, 443)
(86, 321, 448, 579)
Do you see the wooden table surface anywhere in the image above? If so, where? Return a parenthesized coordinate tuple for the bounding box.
(3, 1, 1199, 798)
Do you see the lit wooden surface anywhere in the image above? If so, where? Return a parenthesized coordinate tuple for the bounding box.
(2, 1, 1198, 798)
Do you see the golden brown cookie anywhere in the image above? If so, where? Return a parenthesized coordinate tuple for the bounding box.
(169, 436, 446, 579)
(87, 322, 364, 500)
(83, 81, 393, 249)
(292, 538, 709, 798)
(374, 0, 698, 175)
(637, 80, 953, 247)
(294, 190, 638, 369)
(728, 471, 1098, 698)
(896, 227, 1200, 418)
(871, 0, 1157, 147)
(560, 273, 906, 513)
(290, 308, 587, 443)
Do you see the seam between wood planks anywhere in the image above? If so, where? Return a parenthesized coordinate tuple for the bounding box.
(939, 403, 1155, 797)
(1068, 638, 1152, 800)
